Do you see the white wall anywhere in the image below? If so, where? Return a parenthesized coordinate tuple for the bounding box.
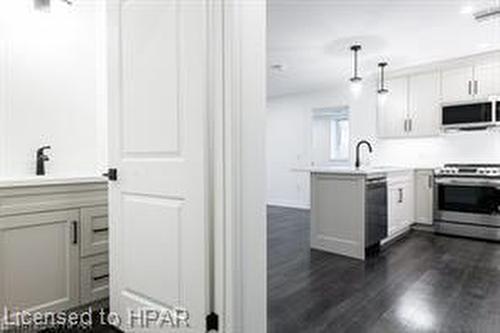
(266, 80, 378, 208)
(267, 80, 500, 209)
(0, 0, 107, 177)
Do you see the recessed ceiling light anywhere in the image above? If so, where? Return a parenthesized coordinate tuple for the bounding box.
(460, 5, 474, 15)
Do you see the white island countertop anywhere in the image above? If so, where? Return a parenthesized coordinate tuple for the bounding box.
(294, 166, 414, 176)
(0, 175, 107, 188)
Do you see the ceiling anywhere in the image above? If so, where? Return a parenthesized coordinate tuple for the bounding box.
(268, 0, 500, 97)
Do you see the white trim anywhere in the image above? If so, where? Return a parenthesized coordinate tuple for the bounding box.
(219, 0, 267, 332)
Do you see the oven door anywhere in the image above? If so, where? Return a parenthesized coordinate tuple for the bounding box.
(435, 177, 500, 227)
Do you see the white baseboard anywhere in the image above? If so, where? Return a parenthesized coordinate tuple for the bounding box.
(267, 200, 310, 210)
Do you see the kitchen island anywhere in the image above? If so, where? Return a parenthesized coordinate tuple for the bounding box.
(307, 166, 414, 260)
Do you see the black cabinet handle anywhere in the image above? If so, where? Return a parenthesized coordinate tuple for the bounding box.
(72, 221, 78, 245)
(93, 274, 109, 282)
(93, 227, 109, 234)
(398, 188, 403, 203)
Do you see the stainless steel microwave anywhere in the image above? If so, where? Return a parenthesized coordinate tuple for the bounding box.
(441, 101, 494, 130)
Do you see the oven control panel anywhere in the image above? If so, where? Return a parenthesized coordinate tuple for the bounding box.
(436, 164, 500, 178)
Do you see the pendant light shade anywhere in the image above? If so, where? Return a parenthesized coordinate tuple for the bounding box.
(377, 62, 389, 94)
(349, 45, 362, 83)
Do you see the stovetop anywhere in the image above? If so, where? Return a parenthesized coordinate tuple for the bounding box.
(436, 164, 500, 178)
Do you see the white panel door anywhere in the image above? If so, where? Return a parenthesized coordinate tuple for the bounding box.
(474, 62, 500, 99)
(108, 1, 208, 331)
(377, 77, 408, 138)
(0, 210, 79, 316)
(408, 71, 440, 137)
(441, 66, 474, 103)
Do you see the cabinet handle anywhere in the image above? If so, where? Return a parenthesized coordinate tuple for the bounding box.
(398, 188, 403, 203)
(468, 81, 472, 95)
(428, 175, 433, 189)
(93, 274, 109, 282)
(409, 119, 413, 132)
(474, 80, 478, 95)
(72, 221, 78, 245)
(93, 227, 108, 234)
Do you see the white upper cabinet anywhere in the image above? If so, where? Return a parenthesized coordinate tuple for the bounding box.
(378, 71, 440, 138)
(408, 71, 441, 137)
(441, 62, 500, 103)
(441, 66, 474, 103)
(377, 53, 500, 139)
(474, 62, 500, 99)
(377, 77, 408, 138)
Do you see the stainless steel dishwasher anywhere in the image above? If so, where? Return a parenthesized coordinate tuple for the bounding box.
(365, 176, 388, 248)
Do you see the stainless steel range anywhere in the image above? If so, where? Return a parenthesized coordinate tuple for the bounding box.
(434, 164, 500, 241)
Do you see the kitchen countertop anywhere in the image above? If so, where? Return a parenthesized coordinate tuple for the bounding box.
(294, 166, 414, 176)
(0, 175, 107, 188)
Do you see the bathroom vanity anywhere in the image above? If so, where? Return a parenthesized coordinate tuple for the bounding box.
(0, 176, 109, 317)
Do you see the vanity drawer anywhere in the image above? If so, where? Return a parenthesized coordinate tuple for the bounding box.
(80, 254, 109, 304)
(80, 206, 108, 257)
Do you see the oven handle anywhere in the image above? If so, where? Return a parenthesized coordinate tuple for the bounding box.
(435, 177, 500, 187)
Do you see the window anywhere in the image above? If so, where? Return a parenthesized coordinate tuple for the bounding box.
(312, 106, 350, 165)
(330, 117, 349, 161)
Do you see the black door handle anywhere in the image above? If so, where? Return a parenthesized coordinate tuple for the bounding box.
(103, 168, 118, 181)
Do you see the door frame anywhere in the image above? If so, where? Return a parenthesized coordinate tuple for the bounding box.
(210, 1, 267, 332)
(105, 0, 266, 331)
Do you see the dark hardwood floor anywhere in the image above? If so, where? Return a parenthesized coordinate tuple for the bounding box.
(268, 205, 500, 333)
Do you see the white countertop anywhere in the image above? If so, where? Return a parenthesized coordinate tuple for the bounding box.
(294, 166, 414, 176)
(0, 175, 107, 188)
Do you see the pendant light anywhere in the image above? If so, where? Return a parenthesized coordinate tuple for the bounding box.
(377, 62, 389, 94)
(349, 45, 362, 83)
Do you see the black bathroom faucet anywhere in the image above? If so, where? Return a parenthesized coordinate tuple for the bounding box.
(36, 146, 51, 176)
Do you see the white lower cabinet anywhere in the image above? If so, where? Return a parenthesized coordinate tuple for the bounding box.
(0, 210, 80, 314)
(414, 170, 434, 225)
(0, 182, 108, 321)
(387, 172, 414, 236)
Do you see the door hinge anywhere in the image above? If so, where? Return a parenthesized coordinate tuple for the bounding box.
(103, 168, 118, 181)
(206, 312, 219, 332)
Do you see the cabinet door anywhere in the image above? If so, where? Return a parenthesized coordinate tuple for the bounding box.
(387, 172, 415, 236)
(400, 180, 415, 228)
(415, 170, 434, 225)
(474, 62, 500, 99)
(0, 210, 79, 315)
(408, 71, 440, 137)
(377, 77, 408, 138)
(80, 206, 108, 257)
(441, 66, 474, 103)
(388, 185, 404, 235)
